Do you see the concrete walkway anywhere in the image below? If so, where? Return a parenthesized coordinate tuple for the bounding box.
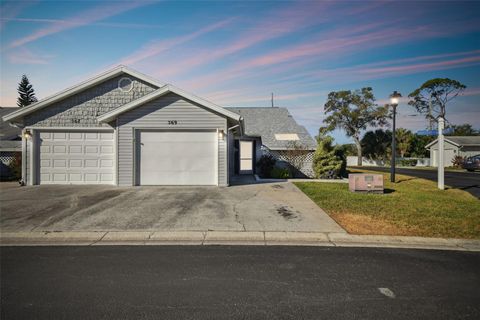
(1, 231, 479, 251)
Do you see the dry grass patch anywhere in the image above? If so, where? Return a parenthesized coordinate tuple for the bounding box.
(294, 171, 480, 239)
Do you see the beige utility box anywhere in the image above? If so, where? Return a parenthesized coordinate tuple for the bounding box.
(348, 174, 384, 193)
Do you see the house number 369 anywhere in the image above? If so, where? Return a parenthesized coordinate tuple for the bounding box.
(168, 120, 178, 125)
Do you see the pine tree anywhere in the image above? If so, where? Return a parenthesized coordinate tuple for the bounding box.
(312, 136, 344, 179)
(17, 75, 38, 107)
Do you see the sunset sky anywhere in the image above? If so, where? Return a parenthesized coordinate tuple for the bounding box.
(1, 0, 479, 143)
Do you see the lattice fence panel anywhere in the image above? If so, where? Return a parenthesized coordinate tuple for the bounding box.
(261, 147, 315, 178)
(0, 152, 17, 165)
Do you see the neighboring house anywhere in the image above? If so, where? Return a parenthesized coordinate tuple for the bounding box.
(2, 66, 316, 186)
(226, 107, 316, 177)
(0, 107, 22, 179)
(426, 136, 480, 167)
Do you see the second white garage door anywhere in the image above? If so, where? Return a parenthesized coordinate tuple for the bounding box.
(139, 131, 217, 185)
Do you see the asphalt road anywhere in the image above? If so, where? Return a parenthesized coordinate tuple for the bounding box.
(354, 167, 480, 198)
(1, 246, 479, 320)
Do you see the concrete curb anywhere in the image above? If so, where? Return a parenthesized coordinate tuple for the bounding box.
(1, 231, 479, 251)
(253, 175, 348, 184)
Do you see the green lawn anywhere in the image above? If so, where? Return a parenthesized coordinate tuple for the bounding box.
(294, 172, 480, 239)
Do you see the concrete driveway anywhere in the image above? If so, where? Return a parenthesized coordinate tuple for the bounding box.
(0, 182, 345, 233)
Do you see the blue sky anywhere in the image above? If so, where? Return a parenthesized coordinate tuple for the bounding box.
(1, 0, 479, 144)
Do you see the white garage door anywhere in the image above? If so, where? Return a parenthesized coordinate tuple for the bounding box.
(39, 131, 114, 184)
(139, 131, 217, 185)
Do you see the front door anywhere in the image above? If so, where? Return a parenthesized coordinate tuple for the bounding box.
(239, 140, 254, 174)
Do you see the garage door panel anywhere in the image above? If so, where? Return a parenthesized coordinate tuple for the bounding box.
(139, 131, 216, 185)
(39, 131, 114, 185)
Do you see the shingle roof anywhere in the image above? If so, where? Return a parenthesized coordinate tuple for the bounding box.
(226, 107, 317, 150)
(0, 107, 21, 140)
(426, 136, 480, 149)
(445, 136, 480, 146)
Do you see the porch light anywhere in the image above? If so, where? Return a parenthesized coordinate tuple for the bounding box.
(218, 129, 225, 140)
(23, 130, 32, 139)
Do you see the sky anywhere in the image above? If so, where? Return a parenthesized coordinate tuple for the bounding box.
(1, 0, 479, 144)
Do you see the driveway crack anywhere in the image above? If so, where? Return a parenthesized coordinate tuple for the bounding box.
(232, 191, 260, 232)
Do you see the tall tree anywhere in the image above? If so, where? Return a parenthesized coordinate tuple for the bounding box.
(408, 78, 466, 124)
(323, 87, 390, 166)
(395, 128, 413, 158)
(17, 75, 38, 107)
(408, 134, 434, 158)
(361, 129, 392, 161)
(448, 123, 479, 136)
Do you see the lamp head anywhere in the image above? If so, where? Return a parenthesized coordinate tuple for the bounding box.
(390, 91, 402, 106)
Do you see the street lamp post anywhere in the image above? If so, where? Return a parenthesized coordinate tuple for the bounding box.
(390, 91, 402, 183)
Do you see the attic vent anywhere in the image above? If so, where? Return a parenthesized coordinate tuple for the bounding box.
(118, 77, 133, 92)
(275, 133, 299, 141)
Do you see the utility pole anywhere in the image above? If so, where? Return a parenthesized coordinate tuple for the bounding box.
(438, 117, 445, 190)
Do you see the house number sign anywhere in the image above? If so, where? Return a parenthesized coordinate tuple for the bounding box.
(168, 120, 178, 125)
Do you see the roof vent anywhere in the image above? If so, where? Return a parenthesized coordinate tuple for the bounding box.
(275, 133, 299, 141)
(118, 77, 133, 92)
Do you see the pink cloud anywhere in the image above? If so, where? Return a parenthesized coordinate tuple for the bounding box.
(462, 86, 480, 97)
(207, 91, 324, 105)
(357, 56, 480, 76)
(151, 2, 332, 78)
(118, 18, 234, 66)
(0, 1, 35, 30)
(7, 47, 55, 64)
(7, 1, 152, 49)
(1, 17, 177, 29)
(183, 24, 431, 91)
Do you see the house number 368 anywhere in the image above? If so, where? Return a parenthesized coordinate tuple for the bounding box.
(168, 120, 178, 125)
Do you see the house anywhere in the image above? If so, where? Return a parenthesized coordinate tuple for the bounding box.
(426, 136, 480, 167)
(2, 66, 316, 186)
(0, 107, 22, 179)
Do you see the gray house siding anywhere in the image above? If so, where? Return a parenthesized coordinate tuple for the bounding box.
(117, 93, 228, 186)
(24, 75, 157, 128)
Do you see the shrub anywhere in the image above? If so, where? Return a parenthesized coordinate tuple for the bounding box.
(399, 159, 417, 167)
(312, 136, 344, 179)
(8, 153, 22, 180)
(270, 167, 290, 179)
(257, 154, 276, 178)
(451, 155, 464, 168)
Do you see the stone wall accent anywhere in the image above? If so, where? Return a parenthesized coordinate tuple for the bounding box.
(25, 75, 157, 127)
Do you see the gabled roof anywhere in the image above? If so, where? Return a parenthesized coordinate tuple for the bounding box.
(225, 107, 317, 150)
(425, 136, 480, 149)
(2, 66, 164, 123)
(97, 84, 241, 123)
(0, 107, 22, 140)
